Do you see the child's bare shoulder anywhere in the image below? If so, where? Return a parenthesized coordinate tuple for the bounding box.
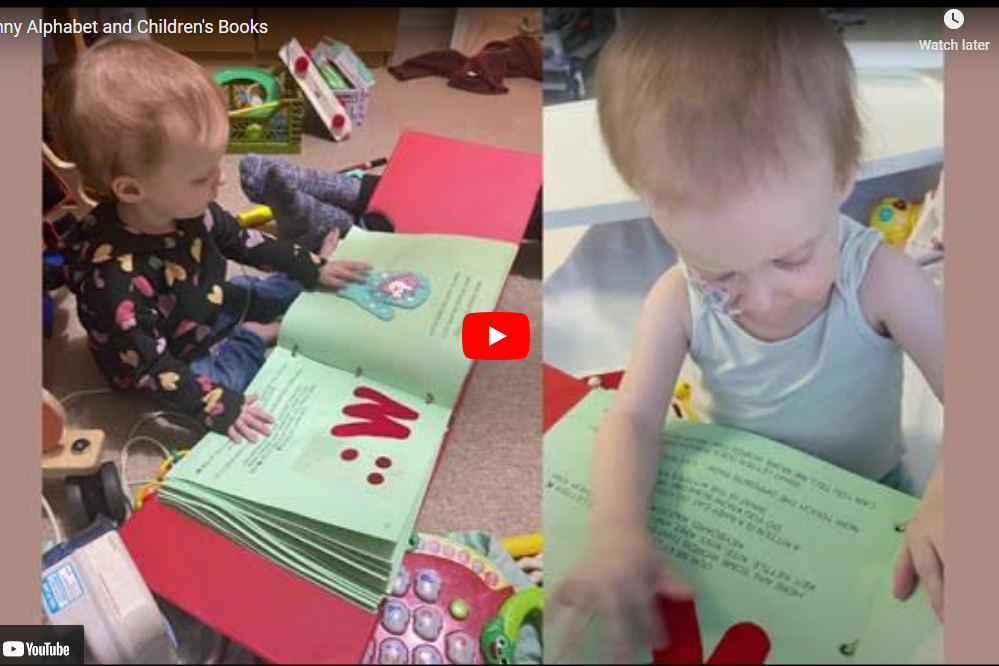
(859, 243, 936, 336)
(639, 264, 693, 345)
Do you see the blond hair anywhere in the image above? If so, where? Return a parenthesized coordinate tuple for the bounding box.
(49, 37, 228, 199)
(596, 9, 861, 210)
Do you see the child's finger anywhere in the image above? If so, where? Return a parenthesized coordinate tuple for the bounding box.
(248, 404, 275, 423)
(235, 419, 260, 444)
(893, 543, 916, 600)
(657, 566, 694, 601)
(322, 275, 347, 290)
(244, 413, 272, 437)
(320, 228, 341, 259)
(334, 264, 369, 282)
(912, 541, 945, 619)
(227, 426, 242, 445)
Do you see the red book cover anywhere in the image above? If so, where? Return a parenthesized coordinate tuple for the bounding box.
(366, 130, 541, 243)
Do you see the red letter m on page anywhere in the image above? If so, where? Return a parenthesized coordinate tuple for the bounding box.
(331, 387, 420, 440)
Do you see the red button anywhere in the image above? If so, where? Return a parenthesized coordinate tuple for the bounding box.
(332, 114, 346, 130)
(294, 56, 309, 73)
(461, 312, 530, 360)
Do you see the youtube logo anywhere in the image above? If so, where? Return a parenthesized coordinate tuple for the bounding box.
(462, 312, 530, 360)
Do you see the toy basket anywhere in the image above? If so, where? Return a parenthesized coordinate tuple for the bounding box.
(219, 66, 304, 154)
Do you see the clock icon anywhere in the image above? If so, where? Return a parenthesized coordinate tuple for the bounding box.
(945, 9, 964, 29)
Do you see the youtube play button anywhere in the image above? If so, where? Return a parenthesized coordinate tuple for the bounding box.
(462, 312, 530, 360)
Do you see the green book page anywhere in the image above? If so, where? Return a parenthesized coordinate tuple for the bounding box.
(164, 345, 451, 548)
(278, 228, 517, 409)
(164, 481, 390, 578)
(544, 389, 940, 664)
(159, 484, 381, 609)
(851, 568, 942, 663)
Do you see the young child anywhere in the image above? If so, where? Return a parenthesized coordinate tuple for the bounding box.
(552, 9, 944, 661)
(51, 37, 373, 445)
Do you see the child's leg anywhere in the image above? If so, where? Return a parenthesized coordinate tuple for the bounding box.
(240, 155, 363, 211)
(260, 168, 355, 251)
(190, 327, 269, 394)
(230, 273, 305, 324)
(241, 320, 282, 346)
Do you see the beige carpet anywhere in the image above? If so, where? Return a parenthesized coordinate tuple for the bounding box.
(43, 51, 541, 546)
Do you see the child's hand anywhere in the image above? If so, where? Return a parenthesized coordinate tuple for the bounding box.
(552, 526, 693, 663)
(316, 228, 371, 290)
(227, 394, 276, 445)
(893, 470, 945, 620)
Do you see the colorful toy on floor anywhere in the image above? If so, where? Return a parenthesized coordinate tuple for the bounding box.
(42, 389, 127, 532)
(500, 534, 542, 560)
(236, 204, 275, 228)
(214, 67, 281, 119)
(310, 37, 375, 127)
(481, 587, 544, 666)
(213, 66, 304, 154)
(364, 534, 541, 665)
(869, 195, 923, 248)
(279, 37, 353, 142)
(338, 270, 431, 321)
(133, 449, 191, 511)
(671, 381, 697, 422)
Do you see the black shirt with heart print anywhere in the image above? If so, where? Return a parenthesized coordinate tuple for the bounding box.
(64, 201, 327, 434)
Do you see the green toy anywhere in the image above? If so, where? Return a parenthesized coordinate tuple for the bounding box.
(481, 587, 544, 665)
(213, 68, 282, 121)
(319, 63, 350, 91)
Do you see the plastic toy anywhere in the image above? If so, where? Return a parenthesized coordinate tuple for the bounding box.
(213, 67, 282, 120)
(310, 37, 375, 127)
(42, 389, 127, 531)
(671, 381, 697, 422)
(279, 37, 354, 141)
(213, 66, 304, 154)
(43, 389, 106, 475)
(312, 36, 376, 89)
(481, 588, 544, 665)
(500, 533, 542, 559)
(132, 449, 190, 511)
(236, 204, 275, 229)
(364, 534, 542, 665)
(869, 195, 923, 248)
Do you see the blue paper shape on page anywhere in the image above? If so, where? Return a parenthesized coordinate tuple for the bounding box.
(338, 270, 431, 321)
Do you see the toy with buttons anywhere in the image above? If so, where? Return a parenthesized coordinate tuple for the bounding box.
(364, 534, 542, 665)
(869, 195, 923, 249)
(338, 270, 431, 321)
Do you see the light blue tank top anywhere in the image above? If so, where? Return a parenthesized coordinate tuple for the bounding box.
(685, 215, 904, 480)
